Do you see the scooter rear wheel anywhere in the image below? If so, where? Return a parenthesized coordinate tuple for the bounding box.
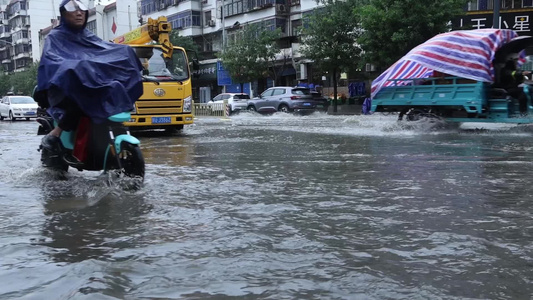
(119, 143, 145, 179)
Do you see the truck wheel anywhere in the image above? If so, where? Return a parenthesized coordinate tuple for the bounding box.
(406, 109, 440, 121)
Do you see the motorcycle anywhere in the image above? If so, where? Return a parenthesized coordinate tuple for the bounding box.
(36, 109, 145, 181)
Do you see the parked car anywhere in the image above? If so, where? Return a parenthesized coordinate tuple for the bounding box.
(247, 87, 328, 114)
(0, 95, 38, 121)
(208, 93, 250, 115)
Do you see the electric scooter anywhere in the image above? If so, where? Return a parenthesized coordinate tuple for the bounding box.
(36, 110, 145, 181)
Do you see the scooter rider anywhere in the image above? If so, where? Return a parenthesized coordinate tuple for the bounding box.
(36, 0, 143, 165)
(499, 53, 532, 115)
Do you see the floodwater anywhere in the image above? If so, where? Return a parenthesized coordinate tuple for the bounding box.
(1, 113, 532, 300)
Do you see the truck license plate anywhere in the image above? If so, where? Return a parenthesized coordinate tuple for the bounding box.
(152, 117, 171, 124)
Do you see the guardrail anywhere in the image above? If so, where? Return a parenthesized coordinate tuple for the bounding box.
(192, 100, 229, 118)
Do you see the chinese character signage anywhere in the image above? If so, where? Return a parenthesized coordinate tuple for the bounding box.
(452, 11, 532, 35)
(192, 63, 217, 81)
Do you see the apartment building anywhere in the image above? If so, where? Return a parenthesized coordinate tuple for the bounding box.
(0, 0, 137, 73)
(0, 0, 31, 73)
(140, 0, 321, 97)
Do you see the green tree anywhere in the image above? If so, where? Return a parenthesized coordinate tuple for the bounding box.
(170, 29, 201, 61)
(217, 23, 281, 92)
(299, 0, 363, 112)
(358, 0, 468, 70)
(10, 62, 39, 95)
(0, 71, 10, 96)
(0, 63, 38, 96)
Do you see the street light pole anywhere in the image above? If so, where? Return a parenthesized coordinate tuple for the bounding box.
(493, 0, 500, 29)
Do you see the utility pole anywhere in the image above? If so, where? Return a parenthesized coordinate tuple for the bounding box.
(493, 0, 500, 29)
(221, 0, 226, 93)
(221, 1, 226, 51)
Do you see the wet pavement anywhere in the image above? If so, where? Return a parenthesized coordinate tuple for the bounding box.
(1, 113, 533, 299)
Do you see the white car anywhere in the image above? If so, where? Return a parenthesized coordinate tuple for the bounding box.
(0, 95, 39, 121)
(208, 93, 250, 115)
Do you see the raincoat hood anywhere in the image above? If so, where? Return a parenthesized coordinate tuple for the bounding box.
(59, 0, 89, 32)
(36, 1, 144, 123)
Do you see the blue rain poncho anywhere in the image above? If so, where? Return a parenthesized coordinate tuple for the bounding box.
(36, 0, 143, 123)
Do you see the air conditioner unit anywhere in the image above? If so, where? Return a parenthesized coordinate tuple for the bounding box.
(276, 4, 286, 13)
(208, 19, 216, 27)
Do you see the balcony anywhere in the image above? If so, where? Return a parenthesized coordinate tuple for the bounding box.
(13, 38, 29, 45)
(14, 52, 30, 59)
(8, 10, 27, 21)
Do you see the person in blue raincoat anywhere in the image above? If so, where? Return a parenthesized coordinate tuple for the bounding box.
(36, 0, 143, 164)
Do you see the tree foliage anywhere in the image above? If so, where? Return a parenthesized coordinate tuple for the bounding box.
(170, 30, 201, 60)
(358, 0, 469, 69)
(299, 0, 362, 74)
(217, 23, 281, 86)
(299, 0, 362, 111)
(0, 62, 39, 96)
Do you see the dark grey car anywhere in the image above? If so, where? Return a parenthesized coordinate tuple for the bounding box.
(247, 87, 328, 114)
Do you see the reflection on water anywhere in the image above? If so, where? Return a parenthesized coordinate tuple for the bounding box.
(1, 115, 533, 299)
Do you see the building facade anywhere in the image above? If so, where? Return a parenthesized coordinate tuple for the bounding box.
(455, 0, 533, 35)
(0, 0, 138, 73)
(140, 0, 320, 98)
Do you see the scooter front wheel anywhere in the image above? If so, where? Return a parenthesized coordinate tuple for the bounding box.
(40, 147, 69, 173)
(118, 143, 145, 179)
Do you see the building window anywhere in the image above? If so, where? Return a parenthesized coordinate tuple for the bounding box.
(168, 11, 201, 29)
(467, 0, 492, 10)
(141, 0, 157, 15)
(222, 0, 245, 17)
(247, 0, 275, 9)
(204, 11, 211, 26)
(502, 0, 524, 8)
(291, 19, 301, 36)
(524, 0, 533, 7)
(86, 20, 96, 34)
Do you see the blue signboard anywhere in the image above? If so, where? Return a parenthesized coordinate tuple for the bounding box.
(226, 83, 251, 95)
(217, 61, 232, 86)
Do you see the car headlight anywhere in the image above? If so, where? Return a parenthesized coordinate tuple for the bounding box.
(183, 95, 192, 112)
(13, 108, 22, 111)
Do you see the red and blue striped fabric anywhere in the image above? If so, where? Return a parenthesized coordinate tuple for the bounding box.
(371, 29, 523, 98)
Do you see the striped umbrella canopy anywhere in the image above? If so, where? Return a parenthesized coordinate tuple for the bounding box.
(371, 29, 525, 99)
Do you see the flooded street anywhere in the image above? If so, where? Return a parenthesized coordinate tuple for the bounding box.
(1, 113, 533, 299)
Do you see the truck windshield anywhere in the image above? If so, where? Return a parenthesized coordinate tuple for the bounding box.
(136, 47, 189, 81)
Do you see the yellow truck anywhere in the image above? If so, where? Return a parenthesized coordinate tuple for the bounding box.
(113, 16, 194, 131)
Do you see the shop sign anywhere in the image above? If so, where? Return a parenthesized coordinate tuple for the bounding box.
(452, 11, 532, 35)
(193, 63, 217, 80)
